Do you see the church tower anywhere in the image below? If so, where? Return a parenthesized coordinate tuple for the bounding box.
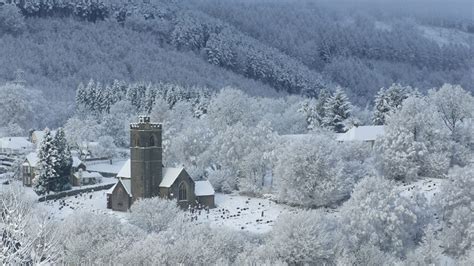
(130, 116, 162, 202)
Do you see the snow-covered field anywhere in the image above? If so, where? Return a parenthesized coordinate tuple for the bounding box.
(399, 177, 445, 203)
(2, 175, 447, 234)
(35, 188, 295, 233)
(194, 193, 295, 233)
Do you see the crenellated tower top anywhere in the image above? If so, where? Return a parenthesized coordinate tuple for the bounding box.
(130, 115, 161, 130)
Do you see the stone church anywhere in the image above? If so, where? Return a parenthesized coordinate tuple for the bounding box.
(107, 116, 215, 211)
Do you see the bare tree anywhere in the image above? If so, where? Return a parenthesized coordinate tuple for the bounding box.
(0, 185, 60, 264)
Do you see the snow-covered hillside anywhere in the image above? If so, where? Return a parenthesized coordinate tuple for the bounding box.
(418, 25, 472, 47)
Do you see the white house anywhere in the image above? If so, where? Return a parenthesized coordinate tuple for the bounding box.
(0, 137, 34, 154)
(279, 125, 385, 148)
(336, 125, 385, 146)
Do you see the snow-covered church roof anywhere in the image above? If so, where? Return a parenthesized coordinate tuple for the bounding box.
(116, 159, 130, 178)
(160, 167, 185, 188)
(116, 159, 185, 188)
(107, 179, 131, 196)
(194, 180, 215, 196)
(336, 125, 385, 142)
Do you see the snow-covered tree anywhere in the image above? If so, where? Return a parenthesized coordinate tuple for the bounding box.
(436, 166, 474, 257)
(64, 116, 103, 149)
(58, 212, 143, 265)
(340, 176, 429, 257)
(376, 96, 450, 180)
(298, 98, 319, 130)
(128, 197, 183, 233)
(376, 126, 426, 181)
(336, 244, 399, 266)
(207, 87, 256, 129)
(429, 84, 473, 166)
(372, 84, 412, 125)
(429, 84, 473, 139)
(0, 3, 26, 36)
(53, 127, 72, 189)
(267, 210, 339, 264)
(322, 88, 351, 133)
(315, 88, 331, 125)
(0, 83, 48, 134)
(94, 136, 117, 159)
(0, 185, 60, 264)
(34, 129, 59, 194)
(405, 224, 442, 265)
(274, 134, 355, 207)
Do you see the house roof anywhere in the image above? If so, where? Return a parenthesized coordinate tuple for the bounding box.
(194, 180, 215, 196)
(336, 125, 385, 142)
(25, 152, 82, 169)
(116, 159, 185, 188)
(87, 160, 127, 175)
(72, 156, 83, 168)
(73, 171, 102, 179)
(25, 152, 39, 167)
(0, 137, 33, 151)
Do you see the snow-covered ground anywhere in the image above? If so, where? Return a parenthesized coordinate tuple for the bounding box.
(195, 193, 295, 233)
(399, 177, 445, 203)
(35, 189, 295, 233)
(4, 175, 447, 234)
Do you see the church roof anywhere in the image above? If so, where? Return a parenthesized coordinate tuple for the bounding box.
(107, 179, 131, 196)
(116, 159, 131, 178)
(194, 180, 215, 196)
(115, 159, 185, 188)
(159, 167, 185, 188)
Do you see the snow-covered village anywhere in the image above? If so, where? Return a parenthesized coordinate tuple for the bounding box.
(0, 0, 473, 265)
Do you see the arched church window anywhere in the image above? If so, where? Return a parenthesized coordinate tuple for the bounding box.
(149, 135, 155, 147)
(134, 136, 140, 147)
(178, 182, 187, 201)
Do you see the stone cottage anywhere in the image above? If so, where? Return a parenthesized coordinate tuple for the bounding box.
(107, 116, 215, 211)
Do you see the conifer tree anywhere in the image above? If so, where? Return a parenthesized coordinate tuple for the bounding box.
(34, 129, 59, 195)
(315, 89, 330, 125)
(372, 88, 389, 125)
(298, 99, 318, 130)
(75, 82, 86, 107)
(322, 88, 351, 133)
(53, 128, 72, 191)
(372, 84, 411, 125)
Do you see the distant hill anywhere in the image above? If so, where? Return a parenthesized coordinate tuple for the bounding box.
(0, 0, 471, 107)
